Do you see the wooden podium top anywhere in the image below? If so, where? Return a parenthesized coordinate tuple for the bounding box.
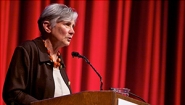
(31, 90, 150, 105)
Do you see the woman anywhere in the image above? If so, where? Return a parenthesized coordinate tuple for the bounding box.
(3, 3, 78, 105)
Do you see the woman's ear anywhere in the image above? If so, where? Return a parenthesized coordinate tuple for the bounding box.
(43, 21, 51, 33)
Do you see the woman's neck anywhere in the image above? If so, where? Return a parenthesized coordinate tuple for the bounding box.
(43, 39, 60, 62)
(44, 39, 59, 54)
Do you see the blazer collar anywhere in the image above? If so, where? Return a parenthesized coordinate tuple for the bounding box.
(32, 37, 50, 62)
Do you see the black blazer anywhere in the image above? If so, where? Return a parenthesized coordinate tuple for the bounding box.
(3, 37, 71, 105)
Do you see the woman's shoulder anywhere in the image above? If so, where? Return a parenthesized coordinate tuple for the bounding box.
(17, 37, 42, 51)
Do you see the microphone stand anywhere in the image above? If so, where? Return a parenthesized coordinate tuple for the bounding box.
(72, 52, 103, 90)
(81, 56, 103, 90)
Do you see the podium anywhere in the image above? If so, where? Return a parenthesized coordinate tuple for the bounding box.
(31, 90, 150, 105)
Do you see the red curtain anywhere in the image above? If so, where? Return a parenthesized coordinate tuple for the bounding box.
(1, 0, 185, 105)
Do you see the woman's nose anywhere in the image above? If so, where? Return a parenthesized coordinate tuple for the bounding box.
(69, 27, 75, 35)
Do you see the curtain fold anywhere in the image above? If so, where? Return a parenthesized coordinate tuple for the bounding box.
(0, 2, 9, 105)
(174, 1, 185, 105)
(0, 1, 184, 105)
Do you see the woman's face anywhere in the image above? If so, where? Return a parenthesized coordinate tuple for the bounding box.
(50, 20, 75, 47)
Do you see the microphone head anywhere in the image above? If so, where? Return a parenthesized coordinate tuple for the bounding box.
(71, 51, 80, 57)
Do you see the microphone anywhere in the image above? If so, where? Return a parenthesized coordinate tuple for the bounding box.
(71, 51, 103, 90)
(71, 52, 84, 59)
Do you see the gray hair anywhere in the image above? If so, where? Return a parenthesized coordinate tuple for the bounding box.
(38, 3, 78, 34)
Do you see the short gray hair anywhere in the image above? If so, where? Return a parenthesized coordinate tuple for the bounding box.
(38, 3, 78, 34)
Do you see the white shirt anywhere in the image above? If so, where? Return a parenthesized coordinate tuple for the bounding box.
(53, 68, 70, 97)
